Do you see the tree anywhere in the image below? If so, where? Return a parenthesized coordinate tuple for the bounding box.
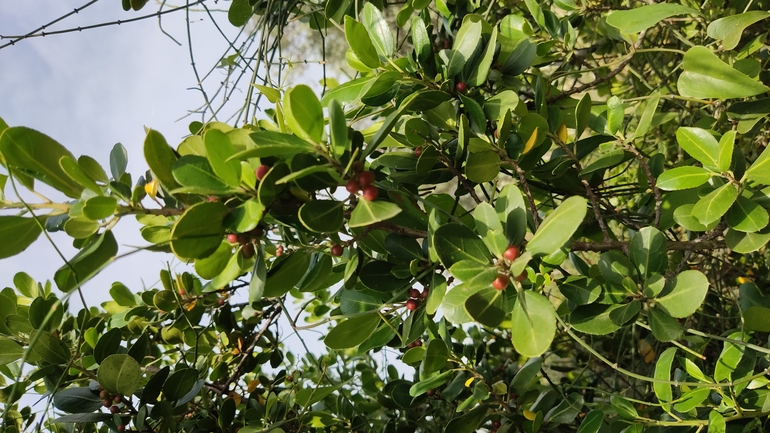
(2, 0, 770, 432)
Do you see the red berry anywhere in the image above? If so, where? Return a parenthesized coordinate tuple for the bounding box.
(494, 129, 499, 139)
(256, 164, 270, 181)
(409, 288, 421, 299)
(103, 399, 111, 408)
(455, 81, 467, 93)
(427, 389, 436, 396)
(99, 390, 109, 399)
(345, 179, 360, 194)
(351, 160, 365, 173)
(414, 146, 423, 157)
(493, 421, 502, 428)
(227, 234, 238, 243)
(110, 405, 120, 414)
(358, 171, 375, 186)
(515, 271, 528, 282)
(241, 243, 255, 259)
(178, 289, 185, 296)
(218, 299, 225, 306)
(414, 339, 422, 346)
(276, 246, 284, 257)
(420, 289, 429, 299)
(206, 196, 218, 202)
(331, 245, 344, 257)
(492, 275, 509, 290)
(362, 185, 379, 201)
(113, 395, 122, 403)
(286, 375, 293, 382)
(503, 245, 519, 261)
(406, 299, 418, 311)
(117, 425, 126, 432)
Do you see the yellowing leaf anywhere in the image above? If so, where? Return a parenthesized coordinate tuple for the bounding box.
(144, 178, 159, 198)
(556, 124, 567, 143)
(523, 410, 537, 420)
(523, 126, 538, 154)
(247, 379, 259, 393)
(638, 339, 655, 364)
(464, 377, 475, 387)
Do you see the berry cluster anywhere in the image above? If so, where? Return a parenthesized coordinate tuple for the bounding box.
(405, 287, 429, 311)
(492, 245, 527, 290)
(99, 388, 127, 430)
(227, 227, 264, 259)
(490, 420, 502, 433)
(345, 169, 378, 201)
(406, 339, 422, 349)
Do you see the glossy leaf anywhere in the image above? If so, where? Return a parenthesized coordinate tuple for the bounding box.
(204, 129, 241, 187)
(708, 410, 726, 433)
(0, 127, 83, 198)
(349, 199, 402, 228)
(674, 204, 719, 232)
(54, 230, 119, 292)
(0, 216, 42, 259)
(361, 3, 394, 59)
(678, 46, 770, 99)
(545, 393, 584, 424)
(465, 150, 501, 183)
(60, 156, 102, 195)
(527, 196, 587, 257)
(606, 3, 698, 34)
(692, 183, 738, 225)
(264, 251, 312, 297)
(324, 313, 380, 349)
(559, 277, 601, 305)
(283, 85, 324, 144)
(657, 166, 712, 191)
(714, 332, 746, 382)
(717, 130, 735, 172)
(575, 93, 591, 140)
(649, 307, 679, 342)
(443, 404, 488, 433)
(656, 270, 708, 318)
(473, 202, 507, 258)
(170, 202, 229, 260)
(510, 291, 556, 357)
(299, 200, 344, 233)
(743, 306, 770, 332)
(576, 409, 604, 433)
(433, 223, 492, 268)
(725, 195, 769, 232)
(653, 347, 676, 410)
(229, 131, 317, 160)
(610, 394, 638, 420)
(144, 129, 181, 191)
(570, 304, 623, 335)
(448, 20, 482, 78)
(707, 11, 770, 50)
(421, 339, 449, 378)
(633, 92, 660, 140)
(53, 387, 104, 414)
(673, 387, 710, 412)
(0, 337, 24, 366)
(465, 287, 507, 328)
(225, 199, 264, 234)
(98, 354, 142, 396)
(629, 227, 667, 280)
(744, 142, 770, 184)
(676, 127, 721, 171)
(598, 250, 635, 286)
(172, 155, 234, 194)
(725, 228, 770, 253)
(109, 143, 128, 180)
(82, 196, 117, 221)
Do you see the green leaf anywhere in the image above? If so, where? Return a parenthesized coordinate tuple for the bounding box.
(344, 17, 381, 68)
(501, 37, 536, 76)
(448, 20, 483, 78)
(0, 216, 42, 259)
(329, 100, 348, 159)
(443, 404, 488, 433)
(0, 337, 24, 366)
(692, 183, 738, 225)
(718, 130, 735, 172)
(465, 151, 501, 183)
(606, 96, 624, 135)
(570, 304, 623, 335)
(433, 223, 492, 268)
(527, 196, 586, 257)
(678, 46, 770, 99)
(465, 287, 507, 328)
(283, 85, 324, 144)
(726, 195, 769, 232)
(362, 3, 394, 59)
(163, 368, 198, 401)
(510, 291, 556, 357)
(349, 199, 402, 228)
(654, 347, 677, 411)
(410, 370, 453, 397)
(575, 93, 592, 140)
(93, 328, 122, 364)
(13, 272, 37, 298)
(144, 129, 181, 191)
(225, 199, 265, 234)
(0, 127, 83, 198)
(172, 155, 234, 194)
(629, 227, 667, 280)
(411, 16, 431, 63)
(580, 150, 632, 177)
(324, 313, 380, 349)
(97, 354, 142, 396)
(249, 248, 267, 303)
(109, 143, 128, 180)
(707, 11, 770, 51)
(744, 142, 770, 184)
(725, 228, 770, 253)
(656, 270, 709, 318)
(467, 28, 497, 87)
(295, 384, 344, 407)
(264, 251, 312, 297)
(299, 201, 344, 233)
(229, 131, 317, 160)
(60, 156, 102, 195)
(110, 282, 137, 307)
(473, 202, 507, 258)
(426, 273, 447, 315)
(676, 127, 721, 171)
(204, 129, 241, 187)
(577, 410, 604, 433)
(170, 202, 228, 260)
(649, 307, 680, 342)
(30, 330, 70, 364)
(228, 0, 252, 26)
(210, 249, 247, 290)
(606, 3, 698, 34)
(558, 276, 601, 306)
(518, 113, 549, 151)
(194, 242, 232, 280)
(442, 284, 484, 324)
(708, 410, 726, 433)
(421, 339, 449, 378)
(82, 196, 117, 221)
(54, 230, 119, 292)
(726, 98, 770, 121)
(384, 233, 423, 260)
(743, 306, 770, 332)
(633, 92, 660, 140)
(673, 387, 710, 412)
(610, 394, 638, 420)
(674, 204, 719, 232)
(657, 167, 713, 191)
(495, 184, 527, 246)
(545, 392, 584, 424)
(53, 387, 104, 414)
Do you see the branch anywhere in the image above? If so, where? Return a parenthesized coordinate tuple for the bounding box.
(548, 30, 647, 103)
(571, 240, 726, 252)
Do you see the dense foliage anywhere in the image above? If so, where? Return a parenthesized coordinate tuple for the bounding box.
(2, 0, 770, 432)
